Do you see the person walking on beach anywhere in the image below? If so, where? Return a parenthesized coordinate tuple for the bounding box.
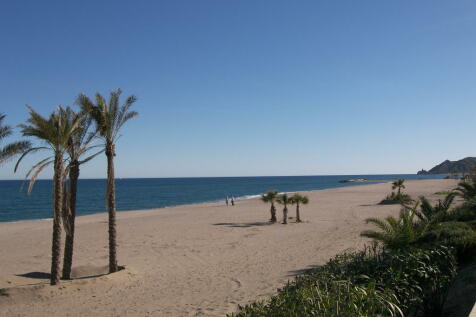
(231, 196, 235, 206)
(225, 196, 229, 206)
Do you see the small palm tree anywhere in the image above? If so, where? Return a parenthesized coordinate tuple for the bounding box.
(454, 180, 476, 202)
(16, 106, 83, 285)
(261, 190, 278, 223)
(276, 194, 291, 224)
(361, 203, 427, 249)
(416, 194, 455, 225)
(0, 113, 30, 166)
(289, 194, 309, 223)
(392, 179, 406, 196)
(77, 89, 138, 273)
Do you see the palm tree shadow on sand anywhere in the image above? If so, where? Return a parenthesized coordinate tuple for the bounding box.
(16, 272, 51, 279)
(15, 265, 125, 282)
(213, 222, 274, 228)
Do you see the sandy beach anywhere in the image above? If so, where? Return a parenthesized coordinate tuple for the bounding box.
(0, 179, 458, 316)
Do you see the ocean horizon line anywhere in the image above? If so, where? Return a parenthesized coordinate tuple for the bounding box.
(0, 172, 440, 182)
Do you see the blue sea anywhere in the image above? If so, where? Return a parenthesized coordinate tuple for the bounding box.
(0, 174, 445, 223)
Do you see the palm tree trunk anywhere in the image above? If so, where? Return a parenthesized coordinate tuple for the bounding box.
(106, 142, 118, 273)
(282, 205, 288, 224)
(270, 203, 277, 223)
(62, 161, 79, 279)
(296, 202, 301, 223)
(51, 153, 63, 285)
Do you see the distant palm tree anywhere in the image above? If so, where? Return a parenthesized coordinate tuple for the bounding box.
(454, 180, 476, 202)
(361, 203, 427, 249)
(289, 194, 309, 223)
(60, 108, 102, 279)
(392, 179, 405, 196)
(0, 113, 30, 166)
(416, 194, 455, 225)
(261, 190, 278, 223)
(16, 106, 83, 285)
(276, 194, 291, 224)
(77, 89, 138, 273)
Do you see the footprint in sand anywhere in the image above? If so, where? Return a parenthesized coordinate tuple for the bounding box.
(230, 278, 242, 291)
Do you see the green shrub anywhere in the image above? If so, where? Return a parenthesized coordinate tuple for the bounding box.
(446, 199, 476, 223)
(232, 279, 401, 317)
(377, 246, 456, 316)
(416, 194, 455, 225)
(418, 222, 476, 262)
(379, 192, 413, 205)
(435, 191, 453, 195)
(454, 180, 476, 202)
(228, 246, 456, 317)
(361, 206, 426, 250)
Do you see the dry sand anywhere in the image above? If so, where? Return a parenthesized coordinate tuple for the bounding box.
(0, 179, 458, 316)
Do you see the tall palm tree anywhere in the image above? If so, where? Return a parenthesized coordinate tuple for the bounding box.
(360, 203, 427, 249)
(261, 190, 278, 223)
(16, 106, 83, 285)
(0, 113, 31, 166)
(392, 179, 405, 196)
(276, 193, 291, 224)
(76, 89, 138, 273)
(60, 108, 102, 279)
(289, 194, 309, 223)
(16, 108, 95, 279)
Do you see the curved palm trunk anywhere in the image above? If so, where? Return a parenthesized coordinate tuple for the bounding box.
(62, 161, 79, 279)
(106, 142, 118, 273)
(282, 205, 288, 224)
(295, 202, 301, 223)
(51, 153, 64, 285)
(270, 202, 277, 223)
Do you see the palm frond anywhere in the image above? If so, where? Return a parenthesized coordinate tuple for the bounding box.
(366, 217, 394, 235)
(27, 160, 53, 193)
(14, 146, 49, 172)
(0, 125, 12, 139)
(454, 180, 476, 201)
(78, 89, 138, 144)
(362, 204, 423, 249)
(276, 194, 290, 205)
(79, 149, 104, 165)
(360, 230, 388, 242)
(25, 156, 53, 179)
(0, 141, 31, 164)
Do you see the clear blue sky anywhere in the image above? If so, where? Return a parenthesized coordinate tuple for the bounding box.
(1, 0, 475, 179)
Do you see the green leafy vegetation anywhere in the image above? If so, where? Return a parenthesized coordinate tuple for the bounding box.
(0, 113, 31, 166)
(261, 190, 278, 223)
(379, 179, 414, 205)
(228, 246, 456, 317)
(435, 191, 453, 195)
(361, 205, 426, 249)
(261, 191, 310, 224)
(289, 194, 309, 223)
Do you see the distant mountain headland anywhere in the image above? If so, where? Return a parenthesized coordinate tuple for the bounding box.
(417, 157, 476, 175)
